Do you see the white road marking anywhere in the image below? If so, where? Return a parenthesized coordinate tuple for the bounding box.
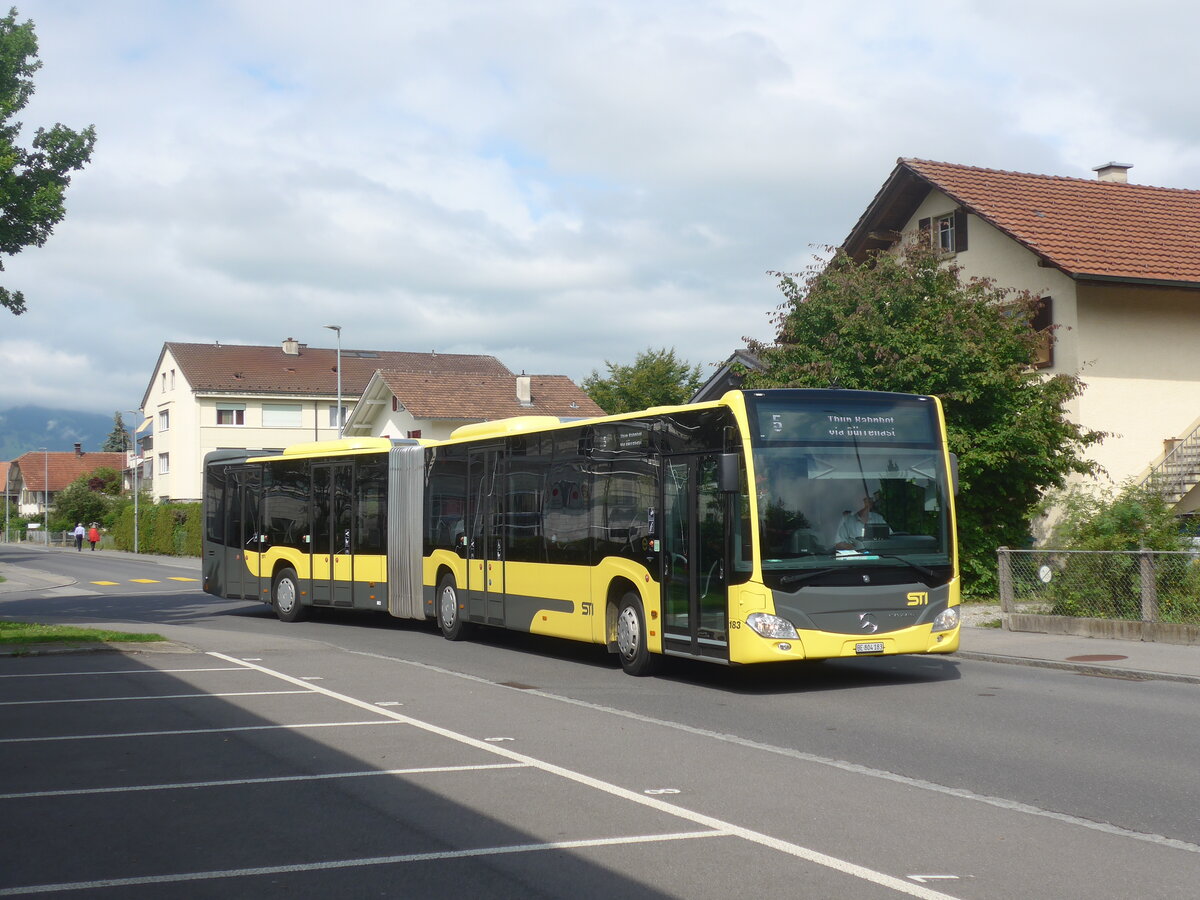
(0, 667, 245, 679)
(0, 720, 403, 745)
(0, 831, 725, 896)
(363, 651, 1200, 857)
(0, 690, 310, 707)
(0, 763, 528, 800)
(207, 652, 963, 900)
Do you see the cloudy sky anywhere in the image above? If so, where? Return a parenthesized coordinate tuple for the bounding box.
(2, 0, 1198, 416)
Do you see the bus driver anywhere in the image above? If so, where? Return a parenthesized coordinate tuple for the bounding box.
(835, 495, 888, 549)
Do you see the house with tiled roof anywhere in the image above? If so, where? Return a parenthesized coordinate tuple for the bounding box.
(342, 370, 606, 440)
(844, 158, 1200, 512)
(140, 339, 513, 502)
(6, 447, 127, 518)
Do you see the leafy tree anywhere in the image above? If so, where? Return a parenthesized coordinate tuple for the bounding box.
(743, 240, 1102, 596)
(583, 346, 703, 415)
(49, 473, 114, 530)
(0, 7, 97, 315)
(101, 412, 132, 452)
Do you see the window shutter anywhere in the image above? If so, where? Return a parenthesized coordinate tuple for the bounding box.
(953, 209, 968, 252)
(1032, 296, 1053, 368)
(918, 217, 931, 247)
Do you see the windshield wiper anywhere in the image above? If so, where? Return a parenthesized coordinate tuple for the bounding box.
(867, 554, 939, 581)
(779, 567, 839, 586)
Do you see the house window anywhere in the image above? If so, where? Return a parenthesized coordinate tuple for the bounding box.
(170, 369, 176, 390)
(329, 405, 348, 428)
(263, 403, 303, 427)
(919, 209, 968, 254)
(216, 404, 246, 426)
(157, 410, 170, 432)
(161, 372, 167, 391)
(936, 215, 955, 252)
(407, 429, 422, 439)
(158, 453, 170, 475)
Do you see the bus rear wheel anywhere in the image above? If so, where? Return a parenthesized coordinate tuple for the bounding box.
(616, 592, 657, 676)
(437, 574, 469, 641)
(272, 567, 307, 623)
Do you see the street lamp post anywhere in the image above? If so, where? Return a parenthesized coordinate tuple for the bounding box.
(323, 324, 343, 439)
(125, 411, 141, 554)
(3, 460, 9, 543)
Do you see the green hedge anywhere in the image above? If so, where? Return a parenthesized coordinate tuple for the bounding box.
(111, 499, 201, 557)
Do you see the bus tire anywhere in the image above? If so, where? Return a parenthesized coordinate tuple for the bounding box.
(272, 567, 307, 623)
(437, 573, 469, 641)
(616, 592, 657, 676)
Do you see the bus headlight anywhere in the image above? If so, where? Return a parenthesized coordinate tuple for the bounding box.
(746, 612, 799, 640)
(932, 606, 960, 632)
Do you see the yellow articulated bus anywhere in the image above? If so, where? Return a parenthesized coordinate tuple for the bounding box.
(203, 388, 960, 675)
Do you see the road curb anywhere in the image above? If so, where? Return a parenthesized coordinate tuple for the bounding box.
(955, 649, 1200, 685)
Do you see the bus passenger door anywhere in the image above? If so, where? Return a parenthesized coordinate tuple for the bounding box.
(224, 467, 262, 601)
(311, 463, 354, 607)
(466, 447, 505, 625)
(661, 454, 729, 661)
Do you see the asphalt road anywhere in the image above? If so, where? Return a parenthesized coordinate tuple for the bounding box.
(2, 545, 1199, 898)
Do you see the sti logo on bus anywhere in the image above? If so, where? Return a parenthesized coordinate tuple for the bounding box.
(906, 591, 929, 606)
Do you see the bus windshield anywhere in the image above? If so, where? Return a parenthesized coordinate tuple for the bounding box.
(744, 392, 952, 583)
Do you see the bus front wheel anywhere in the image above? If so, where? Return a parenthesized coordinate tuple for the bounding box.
(616, 592, 657, 676)
(272, 567, 307, 623)
(437, 574, 469, 641)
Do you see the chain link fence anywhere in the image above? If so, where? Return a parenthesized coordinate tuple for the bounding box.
(998, 548, 1200, 626)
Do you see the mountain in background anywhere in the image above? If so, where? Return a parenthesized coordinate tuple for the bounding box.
(0, 406, 119, 460)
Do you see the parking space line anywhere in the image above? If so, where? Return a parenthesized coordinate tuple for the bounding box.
(0, 667, 246, 679)
(0, 831, 725, 896)
(209, 652, 961, 900)
(0, 763, 529, 800)
(0, 720, 403, 745)
(0, 690, 311, 707)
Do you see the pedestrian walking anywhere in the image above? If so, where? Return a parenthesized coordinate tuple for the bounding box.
(73, 523, 85, 551)
(88, 524, 100, 551)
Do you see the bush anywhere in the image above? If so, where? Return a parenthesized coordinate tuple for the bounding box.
(110, 497, 200, 557)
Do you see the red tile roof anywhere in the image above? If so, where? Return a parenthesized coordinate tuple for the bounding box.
(845, 158, 1200, 284)
(11, 451, 128, 493)
(380, 371, 605, 420)
(146, 342, 511, 406)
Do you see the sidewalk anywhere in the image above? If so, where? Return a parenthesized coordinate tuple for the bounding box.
(957, 624, 1200, 684)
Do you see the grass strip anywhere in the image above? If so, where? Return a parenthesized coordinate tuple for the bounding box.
(0, 622, 165, 646)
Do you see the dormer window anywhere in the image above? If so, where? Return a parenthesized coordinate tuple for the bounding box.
(919, 209, 968, 254)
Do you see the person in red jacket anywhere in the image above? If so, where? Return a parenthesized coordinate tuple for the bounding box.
(87, 524, 100, 551)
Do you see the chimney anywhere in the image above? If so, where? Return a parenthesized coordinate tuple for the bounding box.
(74, 443, 83, 456)
(516, 374, 533, 407)
(1093, 162, 1132, 183)
(282, 337, 301, 355)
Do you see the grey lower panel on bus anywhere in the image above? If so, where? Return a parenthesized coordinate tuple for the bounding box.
(418, 584, 575, 632)
(386, 443, 425, 619)
(772, 582, 950, 635)
(498, 593, 575, 631)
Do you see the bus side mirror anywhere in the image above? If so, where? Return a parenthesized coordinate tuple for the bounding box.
(718, 453, 740, 493)
(949, 453, 959, 495)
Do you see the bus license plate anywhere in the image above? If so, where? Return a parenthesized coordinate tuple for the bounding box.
(855, 642, 885, 654)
